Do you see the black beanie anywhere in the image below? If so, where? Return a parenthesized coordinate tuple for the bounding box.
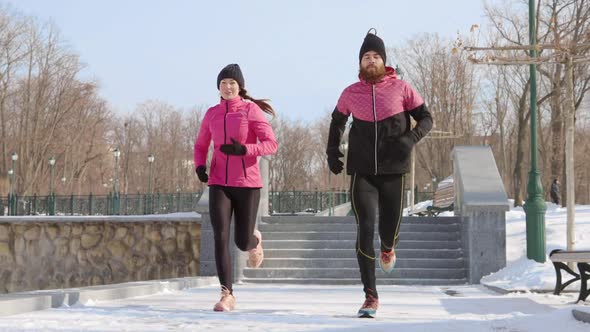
(359, 28, 386, 64)
(217, 64, 245, 89)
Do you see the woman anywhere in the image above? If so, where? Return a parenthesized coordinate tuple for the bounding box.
(194, 63, 277, 312)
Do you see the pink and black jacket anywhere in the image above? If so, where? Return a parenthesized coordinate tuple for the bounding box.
(194, 96, 277, 188)
(327, 67, 432, 175)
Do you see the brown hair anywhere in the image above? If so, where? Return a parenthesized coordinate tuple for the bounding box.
(239, 89, 275, 117)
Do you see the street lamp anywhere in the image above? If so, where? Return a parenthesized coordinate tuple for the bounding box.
(112, 148, 121, 215)
(8, 169, 13, 190)
(11, 152, 17, 187)
(147, 154, 155, 215)
(49, 157, 56, 194)
(523, 0, 547, 263)
(113, 148, 121, 193)
(10, 152, 17, 216)
(49, 157, 56, 215)
(147, 154, 155, 194)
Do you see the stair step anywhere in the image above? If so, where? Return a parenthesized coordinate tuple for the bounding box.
(263, 240, 461, 250)
(262, 216, 461, 225)
(260, 258, 465, 269)
(263, 231, 459, 241)
(259, 223, 460, 233)
(242, 278, 468, 285)
(264, 248, 464, 259)
(243, 267, 466, 279)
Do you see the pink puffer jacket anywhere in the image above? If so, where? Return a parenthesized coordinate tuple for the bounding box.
(194, 96, 277, 188)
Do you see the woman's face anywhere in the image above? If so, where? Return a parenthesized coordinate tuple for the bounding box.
(219, 79, 240, 100)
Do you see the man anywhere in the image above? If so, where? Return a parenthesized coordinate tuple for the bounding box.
(550, 179, 560, 205)
(326, 28, 432, 318)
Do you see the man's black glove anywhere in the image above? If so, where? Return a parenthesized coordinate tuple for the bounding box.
(327, 151, 344, 175)
(220, 138, 247, 156)
(397, 134, 415, 157)
(195, 165, 208, 183)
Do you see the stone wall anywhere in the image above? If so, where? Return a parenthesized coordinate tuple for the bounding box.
(0, 216, 201, 293)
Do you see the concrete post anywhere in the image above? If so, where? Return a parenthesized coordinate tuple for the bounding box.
(452, 146, 510, 283)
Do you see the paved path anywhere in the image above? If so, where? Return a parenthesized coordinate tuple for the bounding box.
(0, 284, 587, 331)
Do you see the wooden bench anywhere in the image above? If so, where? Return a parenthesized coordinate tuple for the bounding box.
(425, 180, 454, 216)
(408, 176, 454, 217)
(549, 249, 590, 302)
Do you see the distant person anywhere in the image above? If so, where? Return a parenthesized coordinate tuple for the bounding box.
(326, 29, 432, 318)
(550, 179, 560, 205)
(194, 64, 278, 312)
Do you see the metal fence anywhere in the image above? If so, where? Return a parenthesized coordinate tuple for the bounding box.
(270, 190, 350, 214)
(0, 189, 434, 217)
(0, 192, 203, 216)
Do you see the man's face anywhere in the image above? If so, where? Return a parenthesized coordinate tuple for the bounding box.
(359, 51, 386, 82)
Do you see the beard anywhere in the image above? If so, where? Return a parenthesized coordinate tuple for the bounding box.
(359, 63, 386, 83)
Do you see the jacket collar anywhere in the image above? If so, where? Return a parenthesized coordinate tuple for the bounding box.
(219, 95, 243, 109)
(358, 66, 397, 86)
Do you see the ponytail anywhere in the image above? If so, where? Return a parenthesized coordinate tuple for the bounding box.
(239, 89, 275, 117)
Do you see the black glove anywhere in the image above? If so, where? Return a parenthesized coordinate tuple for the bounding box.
(396, 134, 415, 158)
(195, 165, 208, 183)
(220, 138, 247, 156)
(327, 150, 344, 175)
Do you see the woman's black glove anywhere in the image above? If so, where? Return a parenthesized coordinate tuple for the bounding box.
(195, 165, 208, 183)
(327, 151, 344, 175)
(220, 138, 247, 156)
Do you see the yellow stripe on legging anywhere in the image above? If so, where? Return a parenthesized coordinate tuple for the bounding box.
(392, 175, 405, 248)
(351, 173, 375, 260)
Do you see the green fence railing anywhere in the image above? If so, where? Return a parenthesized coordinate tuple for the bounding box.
(0, 189, 434, 217)
(0, 192, 203, 217)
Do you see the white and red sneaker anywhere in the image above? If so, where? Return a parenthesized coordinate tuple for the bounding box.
(379, 249, 396, 273)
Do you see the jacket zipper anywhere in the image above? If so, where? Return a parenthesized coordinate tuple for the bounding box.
(241, 158, 247, 178)
(224, 102, 229, 185)
(372, 84, 378, 175)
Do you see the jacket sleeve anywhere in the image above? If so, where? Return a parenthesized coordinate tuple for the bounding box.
(194, 110, 211, 167)
(244, 105, 278, 157)
(403, 83, 432, 143)
(326, 106, 349, 157)
(406, 103, 433, 143)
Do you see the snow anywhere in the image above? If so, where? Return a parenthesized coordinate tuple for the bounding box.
(481, 200, 590, 291)
(0, 201, 588, 330)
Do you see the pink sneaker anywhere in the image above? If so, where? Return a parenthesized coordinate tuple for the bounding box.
(379, 249, 396, 273)
(213, 286, 235, 312)
(248, 229, 264, 268)
(357, 294, 379, 318)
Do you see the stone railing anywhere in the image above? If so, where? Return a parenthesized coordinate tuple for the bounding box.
(452, 146, 510, 284)
(0, 215, 201, 293)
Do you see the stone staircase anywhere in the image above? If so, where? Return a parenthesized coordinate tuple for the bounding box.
(242, 215, 467, 285)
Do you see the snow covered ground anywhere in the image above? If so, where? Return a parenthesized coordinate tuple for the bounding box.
(0, 201, 588, 331)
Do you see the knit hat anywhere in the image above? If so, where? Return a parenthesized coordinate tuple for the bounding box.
(217, 64, 245, 89)
(359, 28, 386, 64)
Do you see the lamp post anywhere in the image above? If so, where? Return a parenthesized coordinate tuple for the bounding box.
(113, 148, 121, 215)
(523, 0, 546, 263)
(49, 157, 56, 215)
(148, 154, 154, 194)
(8, 169, 13, 215)
(147, 154, 154, 214)
(10, 152, 18, 215)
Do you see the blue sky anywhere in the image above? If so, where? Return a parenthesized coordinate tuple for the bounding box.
(9, 0, 498, 122)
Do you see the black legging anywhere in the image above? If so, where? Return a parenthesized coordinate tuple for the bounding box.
(350, 173, 404, 299)
(209, 185, 261, 293)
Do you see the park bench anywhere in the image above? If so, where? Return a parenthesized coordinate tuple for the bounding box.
(549, 249, 590, 302)
(408, 176, 454, 216)
(425, 179, 454, 216)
